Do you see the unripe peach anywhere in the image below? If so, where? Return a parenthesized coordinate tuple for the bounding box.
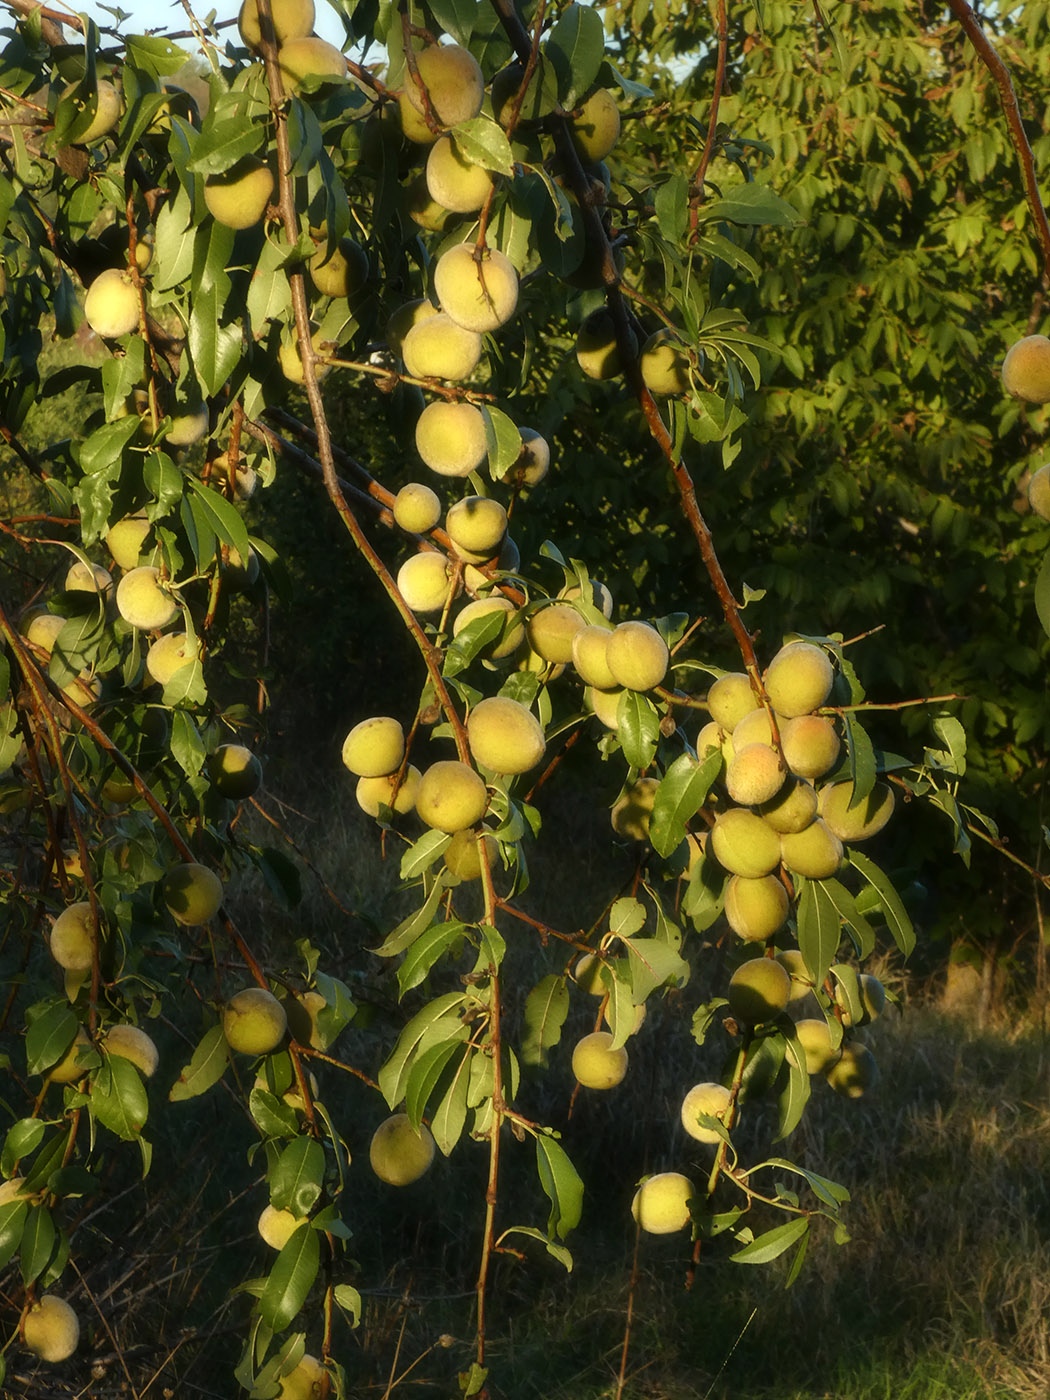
(710, 808, 781, 878)
(203, 156, 274, 230)
(724, 874, 789, 942)
(611, 777, 658, 841)
(162, 862, 224, 925)
(370, 1112, 435, 1184)
(1002, 334, 1050, 403)
(223, 986, 287, 1055)
(725, 743, 786, 806)
(403, 43, 484, 128)
(416, 760, 488, 832)
(781, 714, 841, 780)
(763, 642, 834, 718)
(631, 1171, 694, 1234)
(605, 621, 668, 692)
(680, 1081, 731, 1143)
(818, 781, 895, 842)
(727, 956, 791, 1023)
(394, 482, 441, 534)
(116, 566, 178, 631)
(466, 696, 544, 774)
(23, 1295, 79, 1362)
(794, 1017, 836, 1074)
(84, 267, 139, 338)
(779, 819, 843, 879)
(434, 243, 519, 334)
(356, 765, 421, 818)
(341, 717, 405, 778)
(526, 604, 585, 664)
(397, 551, 454, 613)
(402, 313, 482, 382)
(571, 1030, 628, 1089)
(415, 401, 488, 477)
(570, 87, 620, 162)
(708, 672, 759, 729)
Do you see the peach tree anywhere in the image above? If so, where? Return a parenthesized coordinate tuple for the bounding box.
(0, 0, 1026, 1395)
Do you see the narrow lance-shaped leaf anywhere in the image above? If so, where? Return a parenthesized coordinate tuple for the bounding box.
(169, 1025, 229, 1102)
(848, 851, 916, 957)
(535, 1135, 583, 1240)
(521, 975, 570, 1067)
(730, 1215, 809, 1265)
(259, 1225, 319, 1333)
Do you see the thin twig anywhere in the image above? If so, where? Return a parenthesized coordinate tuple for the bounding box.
(947, 0, 1050, 278)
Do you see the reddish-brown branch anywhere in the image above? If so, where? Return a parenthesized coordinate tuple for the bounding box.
(947, 0, 1050, 278)
(689, 0, 728, 234)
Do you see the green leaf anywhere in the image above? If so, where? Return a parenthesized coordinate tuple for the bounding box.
(377, 992, 469, 1108)
(20, 1204, 56, 1285)
(608, 897, 646, 937)
(246, 234, 293, 333)
(187, 118, 263, 175)
(427, 0, 477, 43)
(397, 921, 468, 996)
(188, 286, 242, 398)
(453, 115, 514, 176)
(842, 712, 876, 804)
(521, 974, 569, 1067)
(617, 691, 660, 769)
(125, 33, 194, 75)
(776, 1036, 811, 1142)
(848, 851, 916, 957)
(249, 1087, 300, 1140)
(0, 1199, 27, 1271)
(730, 1215, 808, 1265)
(1, 1119, 46, 1175)
(373, 881, 449, 958)
(536, 1135, 583, 1240)
(400, 830, 452, 880)
(795, 877, 840, 989)
(817, 878, 875, 959)
(259, 1224, 319, 1332)
(545, 3, 606, 108)
(404, 1037, 464, 1130)
(25, 1005, 77, 1077)
(429, 1047, 471, 1155)
(622, 937, 689, 1001)
(654, 173, 688, 243)
(483, 406, 524, 481)
(499, 1224, 573, 1272)
(649, 749, 720, 857)
(702, 183, 802, 227)
(169, 1025, 229, 1102)
(79, 417, 140, 475)
(91, 1055, 148, 1140)
(153, 187, 195, 291)
(170, 711, 206, 779)
(184, 476, 251, 561)
(269, 1137, 325, 1217)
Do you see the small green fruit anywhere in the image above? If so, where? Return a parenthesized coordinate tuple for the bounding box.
(223, 986, 287, 1055)
(370, 1112, 436, 1184)
(571, 1030, 628, 1089)
(680, 1082, 732, 1143)
(162, 862, 224, 925)
(631, 1172, 694, 1234)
